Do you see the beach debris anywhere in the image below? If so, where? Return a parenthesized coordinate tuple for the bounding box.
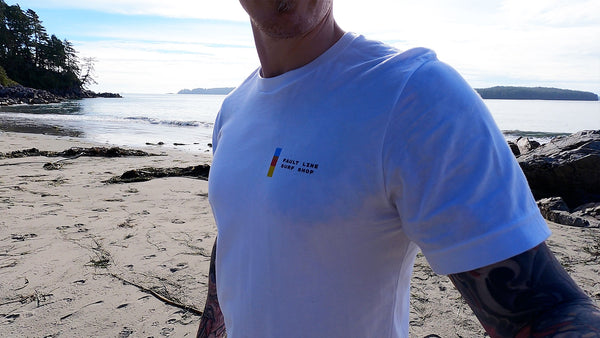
(104, 164, 210, 184)
(43, 162, 63, 170)
(85, 239, 112, 269)
(59, 300, 104, 321)
(0, 146, 159, 159)
(107, 273, 203, 317)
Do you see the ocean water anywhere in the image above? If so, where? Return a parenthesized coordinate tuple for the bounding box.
(0, 93, 598, 152)
(0, 94, 225, 153)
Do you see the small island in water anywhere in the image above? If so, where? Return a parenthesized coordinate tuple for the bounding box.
(178, 87, 235, 95)
(475, 86, 598, 101)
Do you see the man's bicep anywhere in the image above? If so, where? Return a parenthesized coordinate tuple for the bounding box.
(448, 242, 600, 337)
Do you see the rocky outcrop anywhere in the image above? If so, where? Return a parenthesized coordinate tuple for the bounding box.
(537, 197, 599, 228)
(0, 85, 121, 105)
(515, 130, 600, 227)
(517, 130, 600, 209)
(0, 85, 62, 105)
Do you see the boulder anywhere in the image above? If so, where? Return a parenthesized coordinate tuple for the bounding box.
(515, 137, 541, 154)
(536, 197, 600, 228)
(517, 130, 600, 209)
(507, 141, 520, 156)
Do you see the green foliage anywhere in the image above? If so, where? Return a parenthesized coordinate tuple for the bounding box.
(0, 0, 92, 94)
(0, 64, 18, 86)
(475, 86, 599, 101)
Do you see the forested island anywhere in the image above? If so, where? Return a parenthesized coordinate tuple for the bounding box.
(475, 86, 598, 101)
(178, 87, 235, 95)
(0, 0, 120, 105)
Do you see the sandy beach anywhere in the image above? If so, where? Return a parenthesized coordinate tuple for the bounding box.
(1, 131, 598, 337)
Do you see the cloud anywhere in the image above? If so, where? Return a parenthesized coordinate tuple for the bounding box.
(11, 0, 599, 93)
(500, 0, 600, 27)
(10, 0, 249, 21)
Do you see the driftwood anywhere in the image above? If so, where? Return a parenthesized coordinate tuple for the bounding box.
(108, 273, 203, 316)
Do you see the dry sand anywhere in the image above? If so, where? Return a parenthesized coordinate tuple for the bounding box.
(0, 131, 598, 337)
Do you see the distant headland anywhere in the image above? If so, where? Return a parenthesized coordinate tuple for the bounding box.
(475, 86, 598, 101)
(178, 87, 235, 95)
(178, 86, 598, 101)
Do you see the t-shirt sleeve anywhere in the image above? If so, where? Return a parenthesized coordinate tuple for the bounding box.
(382, 60, 550, 275)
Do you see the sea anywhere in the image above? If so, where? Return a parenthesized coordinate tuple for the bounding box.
(0, 93, 598, 153)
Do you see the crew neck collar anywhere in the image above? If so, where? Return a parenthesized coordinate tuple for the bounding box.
(256, 32, 358, 92)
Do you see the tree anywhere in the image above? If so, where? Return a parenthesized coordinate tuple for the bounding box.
(79, 56, 97, 89)
(0, 0, 88, 94)
(26, 9, 48, 67)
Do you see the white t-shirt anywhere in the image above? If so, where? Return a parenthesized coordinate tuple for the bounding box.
(208, 33, 550, 337)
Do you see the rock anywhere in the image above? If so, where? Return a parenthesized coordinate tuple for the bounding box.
(43, 162, 63, 170)
(515, 137, 540, 154)
(0, 85, 121, 106)
(0, 85, 62, 104)
(537, 196, 570, 212)
(507, 141, 520, 156)
(518, 130, 600, 209)
(537, 197, 599, 228)
(572, 202, 600, 222)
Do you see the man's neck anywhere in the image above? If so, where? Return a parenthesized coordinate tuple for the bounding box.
(252, 10, 344, 78)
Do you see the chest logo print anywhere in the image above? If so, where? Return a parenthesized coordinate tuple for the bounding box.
(267, 147, 321, 178)
(267, 148, 282, 177)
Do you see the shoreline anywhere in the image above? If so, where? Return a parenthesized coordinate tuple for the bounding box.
(1, 132, 598, 337)
(0, 85, 121, 106)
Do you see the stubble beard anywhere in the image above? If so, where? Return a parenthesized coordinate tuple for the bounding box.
(253, 0, 311, 39)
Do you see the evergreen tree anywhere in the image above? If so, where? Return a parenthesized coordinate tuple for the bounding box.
(0, 0, 94, 95)
(26, 9, 48, 67)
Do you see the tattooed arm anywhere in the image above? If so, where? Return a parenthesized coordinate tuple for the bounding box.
(197, 239, 226, 338)
(449, 242, 600, 337)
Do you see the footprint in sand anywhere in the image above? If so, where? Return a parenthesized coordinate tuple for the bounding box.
(11, 233, 37, 241)
(118, 327, 134, 338)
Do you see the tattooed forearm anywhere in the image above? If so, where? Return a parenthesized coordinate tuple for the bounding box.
(197, 239, 226, 338)
(449, 243, 600, 337)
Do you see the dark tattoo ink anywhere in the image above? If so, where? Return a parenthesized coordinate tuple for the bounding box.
(197, 239, 226, 338)
(449, 243, 600, 337)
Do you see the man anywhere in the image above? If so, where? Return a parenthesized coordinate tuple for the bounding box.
(198, 1, 600, 337)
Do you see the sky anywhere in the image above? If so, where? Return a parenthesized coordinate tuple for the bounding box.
(6, 0, 600, 94)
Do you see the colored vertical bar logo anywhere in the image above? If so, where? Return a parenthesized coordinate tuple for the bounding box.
(267, 148, 282, 177)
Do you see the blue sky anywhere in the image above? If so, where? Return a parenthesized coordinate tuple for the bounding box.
(6, 0, 600, 94)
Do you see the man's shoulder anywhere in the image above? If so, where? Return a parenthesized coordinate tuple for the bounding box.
(346, 33, 437, 69)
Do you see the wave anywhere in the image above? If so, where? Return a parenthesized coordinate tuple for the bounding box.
(124, 116, 212, 128)
(502, 130, 570, 143)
